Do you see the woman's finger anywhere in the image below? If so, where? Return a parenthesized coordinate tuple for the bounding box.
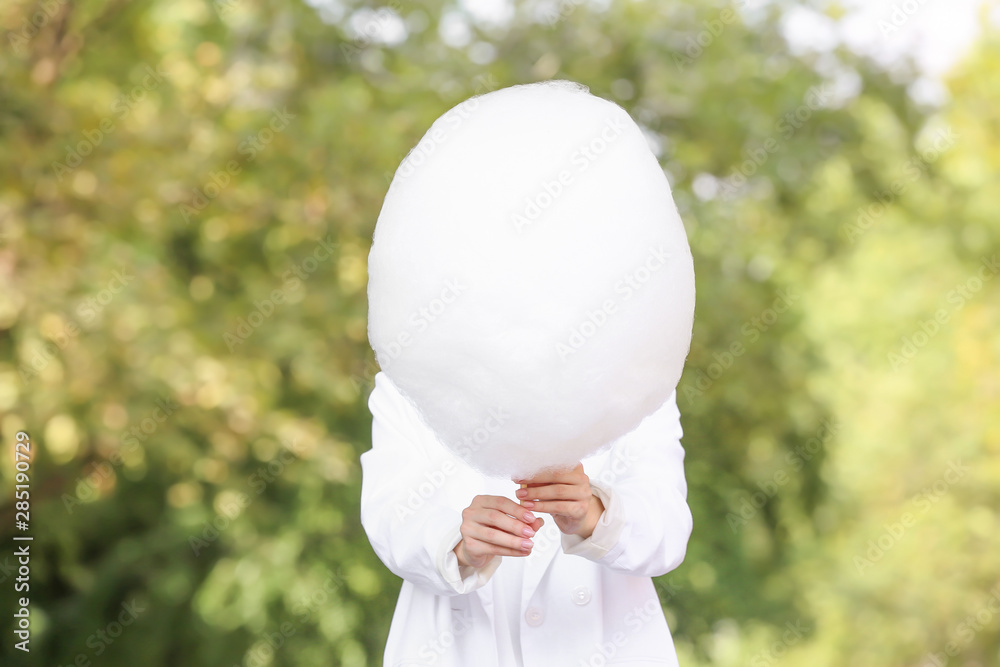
(517, 483, 588, 502)
(463, 536, 531, 559)
(515, 463, 586, 486)
(466, 524, 533, 552)
(475, 494, 537, 523)
(522, 500, 587, 518)
(474, 508, 537, 538)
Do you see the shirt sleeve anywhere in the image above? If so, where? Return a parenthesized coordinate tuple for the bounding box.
(360, 372, 500, 597)
(438, 523, 503, 594)
(560, 390, 693, 577)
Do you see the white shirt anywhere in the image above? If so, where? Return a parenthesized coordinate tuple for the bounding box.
(361, 372, 692, 666)
(494, 542, 525, 666)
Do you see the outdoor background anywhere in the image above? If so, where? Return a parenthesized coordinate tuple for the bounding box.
(1, 0, 999, 665)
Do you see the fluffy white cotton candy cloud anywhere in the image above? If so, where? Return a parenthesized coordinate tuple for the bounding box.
(367, 80, 695, 479)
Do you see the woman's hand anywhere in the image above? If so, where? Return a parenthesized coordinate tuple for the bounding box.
(454, 495, 546, 569)
(515, 463, 605, 538)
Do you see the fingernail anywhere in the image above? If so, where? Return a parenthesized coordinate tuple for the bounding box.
(516, 489, 527, 497)
(522, 501, 534, 508)
(523, 512, 535, 522)
(521, 540, 533, 550)
(523, 527, 535, 537)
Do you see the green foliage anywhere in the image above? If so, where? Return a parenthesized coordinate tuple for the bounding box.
(0, 0, 997, 665)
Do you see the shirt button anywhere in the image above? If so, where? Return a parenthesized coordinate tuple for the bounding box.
(525, 606, 544, 627)
(572, 586, 591, 606)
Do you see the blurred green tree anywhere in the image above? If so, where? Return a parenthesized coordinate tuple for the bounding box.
(0, 0, 997, 665)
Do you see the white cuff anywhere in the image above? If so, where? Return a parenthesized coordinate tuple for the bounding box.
(560, 481, 625, 561)
(437, 524, 502, 594)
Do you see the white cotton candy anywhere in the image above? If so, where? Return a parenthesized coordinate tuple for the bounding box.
(367, 80, 695, 480)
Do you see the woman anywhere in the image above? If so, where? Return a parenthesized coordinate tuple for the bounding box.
(360, 371, 692, 666)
